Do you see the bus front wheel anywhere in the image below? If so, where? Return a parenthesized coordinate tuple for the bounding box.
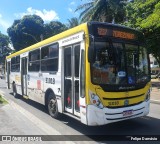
(48, 92, 59, 118)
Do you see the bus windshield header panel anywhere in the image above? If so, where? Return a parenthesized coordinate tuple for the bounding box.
(89, 23, 144, 41)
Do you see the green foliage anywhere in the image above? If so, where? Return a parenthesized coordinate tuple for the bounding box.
(43, 21, 67, 39)
(0, 95, 8, 104)
(0, 32, 9, 47)
(7, 15, 68, 51)
(125, 0, 160, 66)
(7, 15, 44, 51)
(140, 1, 160, 29)
(67, 17, 79, 28)
(0, 32, 11, 64)
(125, 0, 159, 28)
(75, 0, 127, 23)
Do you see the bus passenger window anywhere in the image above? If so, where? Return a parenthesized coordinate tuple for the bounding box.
(28, 49, 40, 72)
(41, 43, 59, 72)
(11, 56, 20, 72)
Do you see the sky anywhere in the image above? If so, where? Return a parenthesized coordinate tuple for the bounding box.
(0, 0, 84, 35)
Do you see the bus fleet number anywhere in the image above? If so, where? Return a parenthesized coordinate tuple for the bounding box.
(46, 78, 55, 84)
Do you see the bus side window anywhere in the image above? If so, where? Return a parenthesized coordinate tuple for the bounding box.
(41, 43, 59, 72)
(11, 56, 20, 72)
(16, 56, 20, 72)
(28, 49, 40, 72)
(11, 57, 15, 72)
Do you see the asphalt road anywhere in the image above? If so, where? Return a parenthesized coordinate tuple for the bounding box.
(0, 79, 160, 144)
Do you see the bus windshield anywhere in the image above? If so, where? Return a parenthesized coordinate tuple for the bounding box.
(91, 41, 150, 86)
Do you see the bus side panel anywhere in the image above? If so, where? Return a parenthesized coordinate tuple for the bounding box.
(27, 72, 44, 104)
(43, 72, 62, 112)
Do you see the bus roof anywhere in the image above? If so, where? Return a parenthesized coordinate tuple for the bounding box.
(6, 22, 88, 59)
(6, 22, 142, 59)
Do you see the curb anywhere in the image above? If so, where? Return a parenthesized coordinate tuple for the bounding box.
(150, 99, 160, 105)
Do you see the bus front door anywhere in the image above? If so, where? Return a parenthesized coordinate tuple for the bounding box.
(64, 44, 80, 117)
(21, 57, 27, 96)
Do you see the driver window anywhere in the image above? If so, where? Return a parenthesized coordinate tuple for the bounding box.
(92, 42, 117, 84)
(93, 42, 114, 68)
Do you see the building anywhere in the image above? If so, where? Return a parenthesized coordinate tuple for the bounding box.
(149, 54, 160, 74)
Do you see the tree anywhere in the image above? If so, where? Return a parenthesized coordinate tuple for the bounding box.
(43, 21, 67, 39)
(75, 0, 127, 23)
(7, 15, 44, 51)
(0, 32, 11, 64)
(0, 32, 9, 49)
(67, 17, 79, 28)
(125, 0, 160, 66)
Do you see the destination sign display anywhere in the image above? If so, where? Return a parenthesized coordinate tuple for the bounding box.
(88, 22, 140, 41)
(97, 27, 136, 40)
(113, 30, 135, 39)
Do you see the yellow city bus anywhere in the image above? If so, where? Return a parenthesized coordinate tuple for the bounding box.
(6, 22, 151, 126)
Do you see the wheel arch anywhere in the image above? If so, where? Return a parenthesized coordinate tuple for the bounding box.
(44, 88, 55, 106)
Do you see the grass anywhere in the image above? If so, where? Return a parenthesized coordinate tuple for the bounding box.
(0, 95, 8, 104)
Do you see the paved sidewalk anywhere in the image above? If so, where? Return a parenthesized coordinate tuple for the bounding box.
(0, 103, 47, 143)
(150, 79, 160, 104)
(0, 103, 73, 144)
(0, 103, 44, 135)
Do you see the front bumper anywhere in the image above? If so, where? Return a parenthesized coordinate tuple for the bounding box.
(87, 100, 150, 126)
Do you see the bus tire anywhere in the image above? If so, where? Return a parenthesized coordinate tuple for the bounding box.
(12, 82, 18, 98)
(48, 92, 59, 119)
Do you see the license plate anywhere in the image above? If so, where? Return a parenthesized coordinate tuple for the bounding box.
(123, 110, 133, 116)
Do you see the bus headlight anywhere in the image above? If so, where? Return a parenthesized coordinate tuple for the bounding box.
(145, 89, 150, 101)
(89, 91, 103, 109)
